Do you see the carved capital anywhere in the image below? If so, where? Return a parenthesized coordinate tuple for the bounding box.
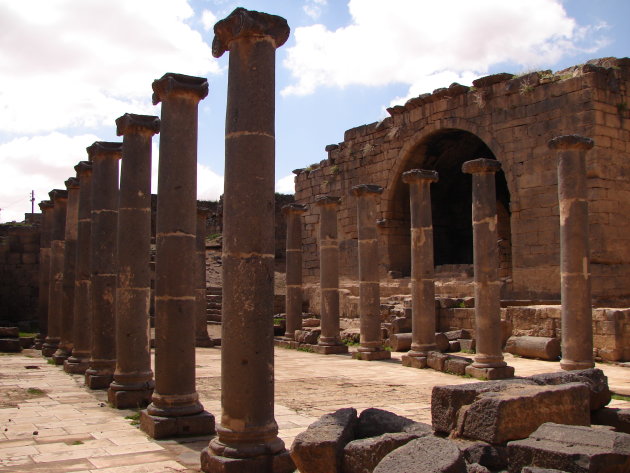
(74, 160, 92, 175)
(402, 169, 439, 184)
(548, 134, 594, 151)
(86, 141, 123, 161)
(351, 184, 383, 197)
(282, 203, 308, 215)
(49, 189, 68, 202)
(462, 158, 501, 175)
(39, 200, 54, 211)
(152, 73, 208, 105)
(65, 177, 80, 190)
(212, 7, 290, 58)
(116, 113, 160, 136)
(314, 195, 341, 207)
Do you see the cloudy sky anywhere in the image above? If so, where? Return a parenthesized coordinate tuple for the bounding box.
(0, 0, 627, 221)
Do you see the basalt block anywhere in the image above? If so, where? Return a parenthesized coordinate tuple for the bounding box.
(290, 407, 357, 473)
(505, 336, 560, 361)
(0, 327, 19, 337)
(356, 408, 431, 438)
(591, 407, 630, 434)
(343, 432, 423, 473)
(507, 422, 630, 473)
(0, 338, 22, 352)
(373, 436, 467, 473)
(528, 368, 611, 410)
(452, 438, 509, 471)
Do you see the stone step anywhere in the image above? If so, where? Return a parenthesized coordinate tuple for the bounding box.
(206, 294, 222, 303)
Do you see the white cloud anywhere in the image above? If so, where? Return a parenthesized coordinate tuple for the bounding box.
(303, 0, 328, 20)
(0, 0, 220, 134)
(283, 0, 607, 97)
(197, 163, 224, 201)
(201, 9, 218, 31)
(276, 173, 296, 194)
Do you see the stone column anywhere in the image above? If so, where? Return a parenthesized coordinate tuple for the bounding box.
(35, 200, 54, 350)
(139, 73, 214, 439)
(549, 134, 595, 371)
(201, 8, 294, 473)
(351, 184, 390, 361)
(65, 161, 93, 374)
(399, 170, 438, 369)
(107, 114, 160, 408)
(42, 189, 68, 357)
(283, 203, 307, 341)
(85, 142, 122, 389)
(463, 159, 514, 380)
(53, 177, 80, 364)
(313, 195, 348, 355)
(195, 206, 213, 347)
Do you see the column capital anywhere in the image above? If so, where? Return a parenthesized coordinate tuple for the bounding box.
(462, 158, 501, 175)
(152, 73, 208, 105)
(548, 134, 594, 151)
(39, 200, 54, 211)
(65, 177, 80, 190)
(402, 169, 439, 184)
(86, 142, 123, 161)
(314, 195, 341, 207)
(116, 113, 160, 136)
(49, 189, 68, 202)
(351, 184, 383, 197)
(74, 160, 92, 175)
(282, 203, 308, 215)
(212, 7, 290, 58)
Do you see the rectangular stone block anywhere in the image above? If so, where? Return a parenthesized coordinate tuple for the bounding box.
(401, 355, 427, 369)
(312, 344, 349, 355)
(201, 448, 295, 473)
(443, 355, 473, 376)
(465, 364, 515, 380)
(353, 350, 391, 361)
(140, 410, 215, 440)
(427, 352, 449, 371)
(0, 338, 22, 352)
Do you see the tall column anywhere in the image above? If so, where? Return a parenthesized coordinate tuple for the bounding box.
(42, 189, 68, 357)
(65, 161, 93, 374)
(549, 134, 595, 371)
(463, 159, 514, 380)
(85, 142, 122, 389)
(108, 114, 160, 408)
(195, 206, 213, 347)
(35, 200, 54, 350)
(201, 8, 294, 473)
(140, 73, 214, 439)
(399, 170, 439, 369)
(283, 203, 307, 340)
(351, 184, 390, 361)
(313, 195, 348, 355)
(53, 177, 80, 364)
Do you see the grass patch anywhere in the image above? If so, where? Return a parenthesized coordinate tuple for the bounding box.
(26, 387, 45, 396)
(461, 348, 475, 354)
(71, 440, 83, 445)
(296, 346, 314, 353)
(125, 412, 141, 426)
(342, 339, 360, 347)
(46, 358, 56, 365)
(19, 332, 37, 338)
(612, 394, 630, 402)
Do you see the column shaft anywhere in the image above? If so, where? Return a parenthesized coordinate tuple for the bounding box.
(195, 207, 213, 347)
(283, 204, 307, 340)
(35, 201, 54, 349)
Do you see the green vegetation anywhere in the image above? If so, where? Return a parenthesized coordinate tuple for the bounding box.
(342, 339, 360, 347)
(26, 387, 45, 396)
(125, 412, 141, 426)
(461, 348, 475, 355)
(46, 358, 55, 365)
(296, 346, 314, 353)
(612, 393, 630, 402)
(19, 331, 37, 338)
(330, 165, 340, 175)
(71, 440, 84, 445)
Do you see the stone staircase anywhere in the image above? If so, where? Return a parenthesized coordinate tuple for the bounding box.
(206, 286, 222, 322)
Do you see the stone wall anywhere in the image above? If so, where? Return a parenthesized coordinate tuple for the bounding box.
(294, 57, 630, 303)
(0, 224, 40, 330)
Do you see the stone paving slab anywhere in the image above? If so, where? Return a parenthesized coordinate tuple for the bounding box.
(1, 347, 629, 472)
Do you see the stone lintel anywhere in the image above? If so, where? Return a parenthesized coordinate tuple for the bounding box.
(74, 160, 92, 175)
(465, 364, 515, 380)
(402, 169, 439, 184)
(212, 7, 290, 58)
(39, 200, 54, 211)
(462, 158, 501, 175)
(548, 134, 594, 151)
(314, 195, 341, 206)
(86, 141, 123, 161)
(282, 203, 308, 215)
(65, 177, 80, 190)
(152, 73, 209, 105)
(116, 113, 161, 136)
(49, 189, 69, 202)
(351, 184, 383, 197)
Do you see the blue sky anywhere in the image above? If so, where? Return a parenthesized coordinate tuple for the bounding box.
(0, 0, 628, 221)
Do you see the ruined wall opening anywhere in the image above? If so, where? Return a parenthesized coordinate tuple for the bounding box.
(386, 128, 511, 277)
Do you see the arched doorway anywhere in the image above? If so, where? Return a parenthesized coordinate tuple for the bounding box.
(386, 129, 511, 277)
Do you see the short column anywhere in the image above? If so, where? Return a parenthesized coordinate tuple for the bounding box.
(108, 114, 160, 408)
(462, 159, 514, 380)
(283, 203, 307, 340)
(35, 200, 54, 350)
(351, 184, 390, 361)
(140, 73, 214, 439)
(201, 8, 294, 473)
(85, 142, 122, 389)
(313, 195, 348, 355)
(195, 206, 213, 347)
(65, 161, 93, 374)
(400, 170, 438, 369)
(42, 189, 68, 357)
(53, 177, 80, 364)
(549, 134, 595, 371)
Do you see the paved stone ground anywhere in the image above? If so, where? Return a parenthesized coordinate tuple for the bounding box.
(1, 345, 629, 473)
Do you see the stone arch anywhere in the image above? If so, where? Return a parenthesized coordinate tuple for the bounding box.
(381, 122, 512, 278)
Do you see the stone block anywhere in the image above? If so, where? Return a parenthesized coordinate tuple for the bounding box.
(465, 364, 515, 380)
(427, 351, 449, 371)
(459, 339, 476, 352)
(507, 423, 630, 473)
(19, 336, 34, 348)
(591, 407, 630, 434)
(444, 329, 472, 340)
(356, 408, 428, 438)
(312, 344, 348, 355)
(448, 340, 461, 352)
(435, 332, 450, 352)
(458, 383, 590, 443)
(200, 448, 295, 473)
(452, 439, 508, 471)
(290, 407, 357, 473)
(505, 336, 560, 360)
(528, 368, 611, 410)
(0, 326, 19, 337)
(401, 355, 427, 369)
(444, 355, 473, 376)
(353, 350, 391, 361)
(373, 436, 467, 473)
(343, 432, 421, 473)
(139, 410, 215, 440)
(0, 338, 22, 352)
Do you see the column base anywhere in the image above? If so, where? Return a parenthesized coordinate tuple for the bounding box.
(52, 350, 71, 365)
(140, 409, 215, 440)
(200, 447, 294, 473)
(465, 364, 515, 380)
(312, 344, 348, 355)
(401, 354, 427, 369)
(353, 350, 391, 361)
(274, 339, 300, 349)
(560, 359, 595, 371)
(108, 384, 154, 409)
(196, 336, 215, 348)
(85, 370, 114, 390)
(41, 339, 59, 357)
(63, 358, 90, 374)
